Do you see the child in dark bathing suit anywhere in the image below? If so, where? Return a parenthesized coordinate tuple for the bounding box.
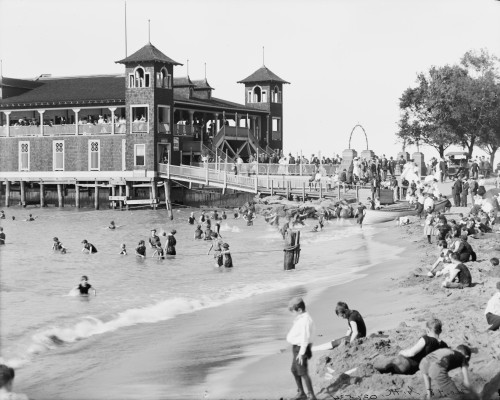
(108, 221, 116, 230)
(194, 225, 203, 239)
(135, 240, 146, 258)
(74, 275, 96, 296)
(221, 243, 233, 268)
(119, 243, 127, 255)
(0, 228, 5, 245)
(52, 237, 66, 253)
(152, 244, 165, 259)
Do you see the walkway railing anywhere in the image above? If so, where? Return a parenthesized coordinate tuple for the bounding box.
(190, 162, 340, 176)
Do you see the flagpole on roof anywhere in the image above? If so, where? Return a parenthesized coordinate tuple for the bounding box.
(262, 46, 265, 66)
(187, 59, 189, 77)
(204, 62, 206, 80)
(124, 1, 128, 57)
(148, 19, 151, 43)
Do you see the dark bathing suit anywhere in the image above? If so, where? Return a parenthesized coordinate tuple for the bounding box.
(188, 216, 195, 224)
(84, 243, 98, 253)
(0, 232, 5, 245)
(77, 284, 92, 295)
(136, 245, 146, 256)
(165, 235, 176, 255)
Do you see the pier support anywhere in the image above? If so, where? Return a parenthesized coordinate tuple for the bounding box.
(151, 180, 157, 210)
(5, 180, 10, 207)
(302, 182, 306, 202)
(94, 183, 99, 210)
(20, 181, 26, 207)
(125, 182, 131, 210)
(57, 184, 64, 208)
(39, 183, 45, 207)
(111, 186, 116, 210)
(118, 185, 123, 210)
(164, 180, 173, 220)
(284, 230, 300, 271)
(75, 184, 80, 208)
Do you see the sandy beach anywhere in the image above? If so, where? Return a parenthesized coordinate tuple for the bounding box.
(214, 180, 500, 400)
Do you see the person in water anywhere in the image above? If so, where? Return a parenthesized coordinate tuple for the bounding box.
(26, 214, 36, 221)
(135, 240, 146, 258)
(311, 225, 319, 232)
(0, 228, 5, 245)
(355, 202, 367, 227)
(108, 221, 116, 230)
(207, 232, 224, 267)
(148, 229, 162, 248)
(0, 210, 5, 219)
(221, 211, 227, 220)
(0, 364, 29, 400)
(199, 212, 206, 223)
(244, 212, 256, 226)
(81, 239, 98, 254)
(221, 243, 233, 268)
(312, 302, 366, 351)
(74, 275, 96, 296)
(194, 224, 203, 239)
(52, 237, 66, 254)
(375, 318, 448, 375)
(119, 243, 127, 255)
(152, 244, 165, 259)
(188, 212, 196, 225)
(214, 221, 221, 235)
(164, 230, 177, 255)
(204, 225, 213, 240)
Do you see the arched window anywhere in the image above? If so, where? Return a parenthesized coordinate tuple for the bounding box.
(135, 67, 145, 88)
(253, 86, 262, 103)
(272, 86, 281, 103)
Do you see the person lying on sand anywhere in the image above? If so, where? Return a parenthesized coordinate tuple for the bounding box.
(312, 302, 366, 351)
(485, 281, 500, 331)
(374, 318, 448, 375)
(419, 345, 478, 399)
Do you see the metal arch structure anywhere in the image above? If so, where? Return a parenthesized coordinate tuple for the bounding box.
(348, 124, 369, 150)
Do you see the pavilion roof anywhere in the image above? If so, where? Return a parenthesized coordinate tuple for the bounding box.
(116, 43, 182, 65)
(237, 66, 289, 84)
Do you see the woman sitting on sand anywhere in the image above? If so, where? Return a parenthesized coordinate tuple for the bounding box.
(428, 240, 453, 277)
(434, 216, 450, 241)
(374, 318, 448, 375)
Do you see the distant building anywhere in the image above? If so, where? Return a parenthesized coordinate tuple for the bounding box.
(0, 42, 288, 207)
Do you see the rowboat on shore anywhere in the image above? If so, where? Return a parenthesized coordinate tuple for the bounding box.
(362, 199, 448, 225)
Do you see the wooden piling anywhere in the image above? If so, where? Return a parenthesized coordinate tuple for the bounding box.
(271, 180, 274, 196)
(302, 182, 306, 202)
(125, 182, 130, 210)
(39, 183, 45, 207)
(356, 185, 360, 202)
(5, 181, 10, 207)
(286, 180, 290, 200)
(20, 181, 26, 207)
(319, 182, 323, 199)
(164, 180, 173, 220)
(284, 230, 300, 271)
(118, 185, 123, 210)
(57, 184, 64, 208)
(151, 180, 157, 210)
(75, 184, 80, 208)
(94, 183, 99, 210)
(111, 186, 116, 209)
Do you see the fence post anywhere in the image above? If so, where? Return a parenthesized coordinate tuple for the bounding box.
(271, 180, 274, 196)
(255, 176, 258, 193)
(356, 185, 360, 202)
(302, 182, 306, 202)
(319, 182, 323, 199)
(337, 184, 341, 200)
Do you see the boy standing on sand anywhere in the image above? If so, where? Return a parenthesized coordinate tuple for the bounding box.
(286, 297, 317, 400)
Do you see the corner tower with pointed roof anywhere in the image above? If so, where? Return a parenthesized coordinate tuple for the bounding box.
(116, 42, 182, 167)
(238, 65, 289, 152)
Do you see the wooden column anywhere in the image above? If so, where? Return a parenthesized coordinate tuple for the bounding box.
(20, 181, 26, 207)
(75, 184, 80, 208)
(94, 183, 99, 210)
(319, 182, 323, 199)
(302, 182, 306, 202)
(270, 180, 274, 196)
(39, 183, 45, 207)
(57, 184, 64, 208)
(151, 180, 157, 210)
(5, 180, 10, 207)
(286, 180, 290, 200)
(125, 182, 131, 210)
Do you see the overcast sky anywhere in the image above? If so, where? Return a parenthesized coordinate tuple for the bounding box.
(1, 0, 499, 160)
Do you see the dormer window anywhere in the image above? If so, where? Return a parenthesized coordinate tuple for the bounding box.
(129, 66, 150, 88)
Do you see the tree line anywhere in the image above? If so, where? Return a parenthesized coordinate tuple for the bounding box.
(397, 49, 500, 166)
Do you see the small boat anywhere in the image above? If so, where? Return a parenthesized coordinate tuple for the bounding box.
(362, 199, 448, 225)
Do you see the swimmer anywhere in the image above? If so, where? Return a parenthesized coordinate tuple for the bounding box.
(221, 243, 233, 268)
(318, 215, 325, 230)
(188, 212, 196, 225)
(212, 210, 219, 220)
(234, 211, 240, 219)
(0, 364, 29, 400)
(0, 228, 5, 245)
(81, 239, 98, 254)
(199, 212, 206, 224)
(164, 230, 177, 255)
(26, 214, 37, 222)
(152, 244, 165, 259)
(135, 240, 146, 257)
(214, 221, 221, 235)
(243, 211, 256, 226)
(52, 237, 66, 254)
(207, 232, 224, 267)
(148, 229, 162, 248)
(0, 210, 5, 219)
(221, 211, 227, 220)
(119, 243, 127, 255)
(108, 221, 116, 230)
(73, 275, 96, 296)
(204, 225, 213, 240)
(194, 224, 203, 239)
(12, 216, 15, 221)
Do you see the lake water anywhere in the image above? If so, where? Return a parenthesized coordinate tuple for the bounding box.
(0, 206, 402, 399)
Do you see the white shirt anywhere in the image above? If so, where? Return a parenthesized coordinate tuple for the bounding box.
(424, 197, 435, 210)
(286, 311, 315, 355)
(485, 292, 500, 316)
